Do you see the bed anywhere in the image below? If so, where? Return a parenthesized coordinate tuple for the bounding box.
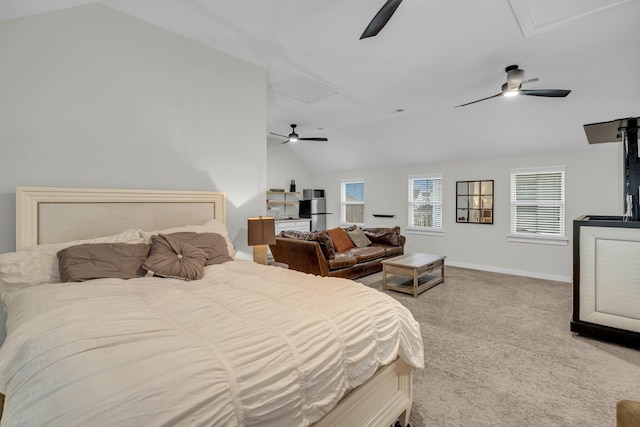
(0, 186, 424, 427)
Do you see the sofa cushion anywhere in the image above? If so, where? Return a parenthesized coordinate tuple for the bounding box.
(327, 227, 355, 253)
(278, 230, 336, 259)
(364, 226, 403, 246)
(328, 252, 358, 270)
(349, 246, 386, 263)
(346, 227, 372, 248)
(279, 230, 307, 239)
(372, 244, 403, 257)
(309, 231, 336, 259)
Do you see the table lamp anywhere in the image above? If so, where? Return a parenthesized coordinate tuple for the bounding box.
(247, 216, 276, 265)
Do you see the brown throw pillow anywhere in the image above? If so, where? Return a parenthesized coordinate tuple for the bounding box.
(363, 226, 402, 246)
(162, 232, 232, 265)
(346, 227, 372, 248)
(326, 227, 355, 253)
(307, 230, 336, 259)
(57, 243, 151, 283)
(143, 234, 208, 281)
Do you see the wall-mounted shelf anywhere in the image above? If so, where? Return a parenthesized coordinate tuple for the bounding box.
(267, 191, 300, 195)
(266, 192, 299, 212)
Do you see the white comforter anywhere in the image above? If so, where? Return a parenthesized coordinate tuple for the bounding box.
(0, 260, 423, 427)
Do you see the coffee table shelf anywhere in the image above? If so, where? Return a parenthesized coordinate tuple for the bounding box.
(381, 253, 446, 297)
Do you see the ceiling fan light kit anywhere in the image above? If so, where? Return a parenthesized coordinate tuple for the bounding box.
(455, 65, 571, 108)
(503, 85, 519, 97)
(288, 126, 299, 142)
(269, 124, 328, 144)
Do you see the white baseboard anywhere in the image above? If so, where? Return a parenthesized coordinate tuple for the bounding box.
(446, 260, 572, 283)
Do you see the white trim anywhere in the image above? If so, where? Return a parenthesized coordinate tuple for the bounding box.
(341, 179, 365, 224)
(340, 178, 365, 184)
(408, 174, 443, 231)
(507, 234, 569, 246)
(510, 165, 566, 174)
(447, 260, 571, 283)
(406, 228, 445, 237)
(510, 166, 566, 239)
(408, 173, 443, 180)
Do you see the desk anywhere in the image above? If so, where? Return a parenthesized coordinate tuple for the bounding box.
(382, 253, 446, 297)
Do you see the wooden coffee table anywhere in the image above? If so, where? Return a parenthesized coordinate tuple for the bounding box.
(382, 253, 446, 297)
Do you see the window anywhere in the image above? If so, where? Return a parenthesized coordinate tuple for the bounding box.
(509, 166, 567, 245)
(341, 180, 365, 224)
(408, 175, 443, 233)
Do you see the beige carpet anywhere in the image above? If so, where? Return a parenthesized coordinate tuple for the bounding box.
(357, 266, 640, 427)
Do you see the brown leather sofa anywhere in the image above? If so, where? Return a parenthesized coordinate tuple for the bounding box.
(269, 226, 405, 280)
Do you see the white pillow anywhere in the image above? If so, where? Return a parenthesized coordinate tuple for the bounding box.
(0, 228, 143, 303)
(141, 219, 236, 258)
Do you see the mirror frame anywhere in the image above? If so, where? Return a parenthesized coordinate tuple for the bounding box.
(456, 180, 494, 224)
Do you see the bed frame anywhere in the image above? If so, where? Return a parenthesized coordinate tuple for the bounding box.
(8, 186, 415, 427)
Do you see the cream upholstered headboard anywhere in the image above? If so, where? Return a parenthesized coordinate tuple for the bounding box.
(16, 187, 226, 250)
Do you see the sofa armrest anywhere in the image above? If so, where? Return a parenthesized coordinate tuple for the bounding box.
(269, 237, 330, 276)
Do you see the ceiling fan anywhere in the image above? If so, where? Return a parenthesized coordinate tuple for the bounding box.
(270, 124, 328, 144)
(360, 0, 403, 39)
(455, 65, 571, 108)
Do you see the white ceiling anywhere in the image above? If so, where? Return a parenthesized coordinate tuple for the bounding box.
(2, 0, 639, 173)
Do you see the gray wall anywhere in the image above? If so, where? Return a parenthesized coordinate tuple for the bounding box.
(313, 145, 622, 282)
(0, 5, 267, 342)
(0, 4, 267, 255)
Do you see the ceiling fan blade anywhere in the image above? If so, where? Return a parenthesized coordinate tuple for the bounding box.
(270, 132, 289, 138)
(455, 93, 502, 108)
(520, 89, 571, 97)
(360, 0, 403, 39)
(299, 137, 328, 142)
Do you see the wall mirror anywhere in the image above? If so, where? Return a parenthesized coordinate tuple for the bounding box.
(456, 180, 493, 224)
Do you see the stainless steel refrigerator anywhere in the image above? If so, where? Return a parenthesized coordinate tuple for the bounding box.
(299, 189, 329, 231)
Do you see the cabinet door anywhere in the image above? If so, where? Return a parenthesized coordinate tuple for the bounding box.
(294, 221, 311, 232)
(275, 221, 295, 235)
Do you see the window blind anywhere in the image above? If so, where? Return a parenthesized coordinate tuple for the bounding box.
(408, 175, 443, 229)
(510, 168, 565, 236)
(341, 181, 365, 223)
(344, 182, 364, 203)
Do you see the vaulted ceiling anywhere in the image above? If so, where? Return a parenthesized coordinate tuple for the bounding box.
(2, 0, 639, 173)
